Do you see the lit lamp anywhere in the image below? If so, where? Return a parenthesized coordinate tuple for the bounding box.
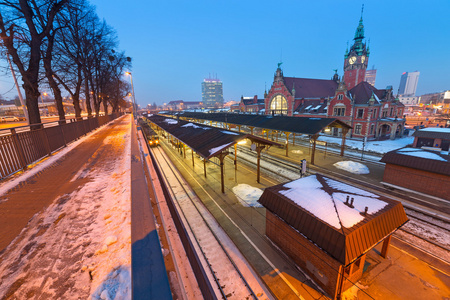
(125, 72, 137, 119)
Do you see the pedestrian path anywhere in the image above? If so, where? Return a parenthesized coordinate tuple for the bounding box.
(0, 116, 134, 299)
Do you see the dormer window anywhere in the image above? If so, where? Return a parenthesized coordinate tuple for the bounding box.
(338, 94, 343, 100)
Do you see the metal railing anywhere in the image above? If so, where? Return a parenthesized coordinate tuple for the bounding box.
(0, 113, 123, 181)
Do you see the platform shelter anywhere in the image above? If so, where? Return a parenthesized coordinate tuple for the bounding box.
(258, 174, 408, 299)
(144, 115, 280, 191)
(160, 112, 351, 165)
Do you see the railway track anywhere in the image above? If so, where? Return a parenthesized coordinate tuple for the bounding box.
(233, 146, 450, 264)
(151, 145, 260, 300)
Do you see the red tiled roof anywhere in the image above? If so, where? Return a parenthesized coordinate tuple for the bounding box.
(284, 77, 338, 99)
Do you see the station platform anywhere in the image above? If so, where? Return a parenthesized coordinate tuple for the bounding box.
(154, 130, 450, 299)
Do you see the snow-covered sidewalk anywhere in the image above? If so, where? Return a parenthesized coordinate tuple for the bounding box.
(0, 116, 132, 299)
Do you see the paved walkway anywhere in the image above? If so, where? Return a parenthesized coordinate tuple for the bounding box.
(0, 116, 135, 299)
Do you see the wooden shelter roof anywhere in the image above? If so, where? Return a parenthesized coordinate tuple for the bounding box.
(163, 112, 351, 135)
(145, 115, 279, 159)
(258, 174, 408, 266)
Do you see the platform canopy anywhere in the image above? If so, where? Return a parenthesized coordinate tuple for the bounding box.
(145, 114, 279, 159)
(258, 174, 409, 266)
(161, 111, 351, 136)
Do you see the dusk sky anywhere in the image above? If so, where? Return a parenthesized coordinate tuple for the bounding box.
(1, 0, 449, 108)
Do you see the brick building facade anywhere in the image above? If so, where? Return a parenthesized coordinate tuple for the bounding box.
(239, 16, 407, 139)
(381, 147, 450, 200)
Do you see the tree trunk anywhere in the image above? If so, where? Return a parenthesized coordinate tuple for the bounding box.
(103, 98, 108, 116)
(83, 68, 92, 117)
(43, 33, 65, 124)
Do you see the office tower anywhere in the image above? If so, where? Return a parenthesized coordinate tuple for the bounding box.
(365, 68, 377, 87)
(398, 71, 420, 96)
(202, 77, 223, 108)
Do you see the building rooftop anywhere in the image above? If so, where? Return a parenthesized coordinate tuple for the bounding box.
(381, 147, 450, 176)
(258, 174, 408, 265)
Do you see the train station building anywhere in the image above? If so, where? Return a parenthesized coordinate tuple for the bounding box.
(237, 16, 406, 140)
(258, 175, 409, 299)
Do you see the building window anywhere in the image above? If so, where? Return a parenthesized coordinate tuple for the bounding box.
(372, 109, 377, 119)
(270, 95, 287, 114)
(370, 124, 374, 135)
(357, 109, 364, 119)
(354, 124, 362, 134)
(338, 94, 343, 100)
(390, 107, 394, 116)
(382, 110, 388, 118)
(333, 107, 345, 116)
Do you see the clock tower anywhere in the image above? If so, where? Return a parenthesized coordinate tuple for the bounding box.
(343, 15, 369, 90)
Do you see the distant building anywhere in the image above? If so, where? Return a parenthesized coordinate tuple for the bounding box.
(398, 71, 420, 96)
(230, 95, 265, 113)
(166, 100, 202, 111)
(365, 68, 377, 87)
(201, 77, 223, 108)
(398, 95, 420, 106)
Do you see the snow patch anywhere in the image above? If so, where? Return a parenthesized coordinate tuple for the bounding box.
(221, 130, 239, 135)
(232, 184, 263, 207)
(209, 142, 234, 155)
(333, 161, 370, 174)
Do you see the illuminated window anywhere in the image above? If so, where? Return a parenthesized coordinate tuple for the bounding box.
(270, 95, 287, 114)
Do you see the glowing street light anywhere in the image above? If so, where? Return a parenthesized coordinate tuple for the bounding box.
(125, 72, 137, 119)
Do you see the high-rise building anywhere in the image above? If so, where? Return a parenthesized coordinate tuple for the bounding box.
(398, 71, 420, 96)
(365, 68, 377, 87)
(201, 77, 223, 108)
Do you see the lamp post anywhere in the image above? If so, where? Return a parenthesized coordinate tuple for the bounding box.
(361, 108, 372, 160)
(125, 72, 137, 119)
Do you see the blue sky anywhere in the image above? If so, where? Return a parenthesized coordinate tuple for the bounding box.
(1, 0, 449, 107)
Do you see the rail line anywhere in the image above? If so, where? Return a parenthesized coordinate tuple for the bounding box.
(151, 145, 259, 300)
(233, 146, 450, 263)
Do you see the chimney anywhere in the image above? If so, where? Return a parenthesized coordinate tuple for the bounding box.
(345, 195, 350, 205)
(253, 95, 257, 104)
(360, 206, 368, 216)
(349, 197, 354, 208)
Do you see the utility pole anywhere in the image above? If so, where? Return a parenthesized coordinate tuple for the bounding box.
(5, 52, 29, 124)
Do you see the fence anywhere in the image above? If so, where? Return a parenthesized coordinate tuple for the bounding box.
(0, 113, 123, 181)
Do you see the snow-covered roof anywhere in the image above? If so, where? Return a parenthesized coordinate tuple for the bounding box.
(413, 127, 450, 140)
(258, 174, 408, 265)
(381, 147, 450, 176)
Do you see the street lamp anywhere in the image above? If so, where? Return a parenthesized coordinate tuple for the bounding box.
(125, 72, 137, 119)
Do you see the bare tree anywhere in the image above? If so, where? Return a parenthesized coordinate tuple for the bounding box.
(0, 0, 69, 127)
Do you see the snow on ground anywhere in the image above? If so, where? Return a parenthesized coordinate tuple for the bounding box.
(0, 124, 106, 198)
(232, 184, 263, 207)
(316, 135, 414, 154)
(333, 161, 370, 174)
(0, 119, 131, 299)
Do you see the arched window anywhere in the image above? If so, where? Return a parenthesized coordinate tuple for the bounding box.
(270, 95, 287, 114)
